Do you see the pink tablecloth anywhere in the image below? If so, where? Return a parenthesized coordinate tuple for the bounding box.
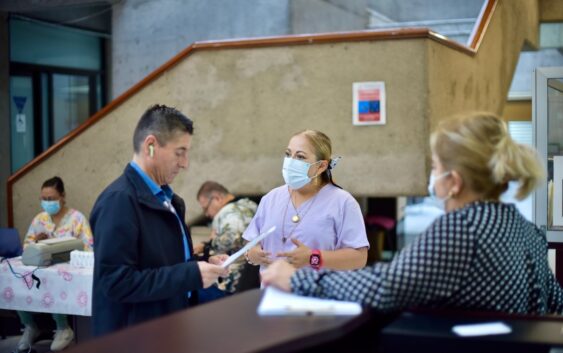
(0, 257, 92, 316)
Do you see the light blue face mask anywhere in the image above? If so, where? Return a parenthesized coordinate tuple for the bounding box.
(428, 172, 450, 202)
(41, 200, 61, 216)
(282, 157, 321, 190)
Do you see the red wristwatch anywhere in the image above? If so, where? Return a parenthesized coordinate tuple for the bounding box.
(309, 249, 322, 270)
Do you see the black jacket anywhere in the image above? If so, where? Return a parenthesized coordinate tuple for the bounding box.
(90, 164, 201, 336)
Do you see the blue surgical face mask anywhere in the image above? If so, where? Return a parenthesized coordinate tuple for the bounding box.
(41, 200, 61, 216)
(427, 171, 451, 202)
(282, 157, 321, 190)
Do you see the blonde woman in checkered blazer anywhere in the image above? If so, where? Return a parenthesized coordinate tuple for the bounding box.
(262, 112, 563, 315)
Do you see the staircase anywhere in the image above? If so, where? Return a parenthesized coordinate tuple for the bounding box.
(369, 17, 476, 45)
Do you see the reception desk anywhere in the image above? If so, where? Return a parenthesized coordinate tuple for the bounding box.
(64, 289, 389, 353)
(64, 288, 563, 353)
(382, 309, 563, 353)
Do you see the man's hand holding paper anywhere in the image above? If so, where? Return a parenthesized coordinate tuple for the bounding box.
(221, 226, 276, 268)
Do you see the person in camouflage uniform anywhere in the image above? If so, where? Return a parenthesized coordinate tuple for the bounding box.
(196, 181, 258, 293)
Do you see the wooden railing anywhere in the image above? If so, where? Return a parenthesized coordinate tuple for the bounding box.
(6, 0, 497, 226)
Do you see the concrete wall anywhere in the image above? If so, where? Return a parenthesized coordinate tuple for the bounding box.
(291, 0, 368, 34)
(110, 0, 492, 100)
(10, 0, 540, 237)
(427, 0, 539, 131)
(503, 100, 532, 121)
(0, 12, 10, 227)
(539, 0, 563, 21)
(12, 38, 431, 236)
(368, 0, 484, 21)
(111, 0, 290, 98)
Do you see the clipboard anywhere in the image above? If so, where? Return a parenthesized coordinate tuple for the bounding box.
(221, 226, 276, 268)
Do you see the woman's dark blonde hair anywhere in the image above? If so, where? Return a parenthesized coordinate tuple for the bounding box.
(430, 112, 544, 200)
(293, 129, 340, 188)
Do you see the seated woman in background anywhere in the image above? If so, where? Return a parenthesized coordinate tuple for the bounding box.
(263, 112, 563, 315)
(243, 129, 369, 274)
(17, 176, 93, 352)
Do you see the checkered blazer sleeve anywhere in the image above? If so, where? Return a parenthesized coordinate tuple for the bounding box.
(291, 212, 475, 312)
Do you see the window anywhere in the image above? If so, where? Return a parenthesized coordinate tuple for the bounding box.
(9, 17, 106, 172)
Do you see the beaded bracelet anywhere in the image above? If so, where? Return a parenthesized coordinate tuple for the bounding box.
(245, 251, 258, 266)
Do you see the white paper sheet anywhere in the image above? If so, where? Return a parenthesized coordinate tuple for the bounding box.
(452, 322, 512, 337)
(257, 286, 362, 316)
(221, 226, 276, 268)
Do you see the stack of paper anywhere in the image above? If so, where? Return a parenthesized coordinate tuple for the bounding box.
(257, 286, 362, 316)
(70, 250, 94, 268)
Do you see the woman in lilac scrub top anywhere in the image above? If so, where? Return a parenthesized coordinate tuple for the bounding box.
(243, 130, 369, 273)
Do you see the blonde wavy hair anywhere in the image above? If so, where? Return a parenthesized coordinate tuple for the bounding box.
(430, 112, 544, 200)
(293, 129, 338, 187)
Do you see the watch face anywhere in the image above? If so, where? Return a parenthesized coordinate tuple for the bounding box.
(310, 254, 320, 266)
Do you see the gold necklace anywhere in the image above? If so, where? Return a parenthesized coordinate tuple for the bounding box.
(289, 189, 318, 223)
(290, 192, 301, 223)
(281, 190, 319, 243)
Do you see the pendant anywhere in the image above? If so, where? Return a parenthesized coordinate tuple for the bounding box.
(292, 215, 300, 223)
(282, 237, 287, 243)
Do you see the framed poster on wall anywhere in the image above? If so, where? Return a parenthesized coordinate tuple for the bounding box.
(352, 81, 386, 126)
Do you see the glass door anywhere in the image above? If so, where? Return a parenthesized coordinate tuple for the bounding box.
(10, 76, 35, 172)
(534, 67, 563, 243)
(8, 69, 101, 172)
(52, 73, 92, 142)
(532, 67, 563, 242)
(534, 67, 563, 282)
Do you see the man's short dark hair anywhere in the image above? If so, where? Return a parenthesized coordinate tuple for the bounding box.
(197, 181, 229, 199)
(133, 104, 194, 153)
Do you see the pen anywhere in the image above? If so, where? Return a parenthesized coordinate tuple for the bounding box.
(283, 305, 336, 316)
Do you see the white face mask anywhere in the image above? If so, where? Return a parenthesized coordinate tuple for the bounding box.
(282, 157, 321, 190)
(427, 171, 451, 208)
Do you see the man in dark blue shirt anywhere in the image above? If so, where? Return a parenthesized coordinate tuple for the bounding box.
(90, 104, 228, 336)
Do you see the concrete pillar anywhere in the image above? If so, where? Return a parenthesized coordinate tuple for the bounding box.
(111, 0, 290, 98)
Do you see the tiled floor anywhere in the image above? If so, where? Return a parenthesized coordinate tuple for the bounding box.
(0, 335, 76, 353)
(0, 336, 54, 353)
(1, 314, 80, 352)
